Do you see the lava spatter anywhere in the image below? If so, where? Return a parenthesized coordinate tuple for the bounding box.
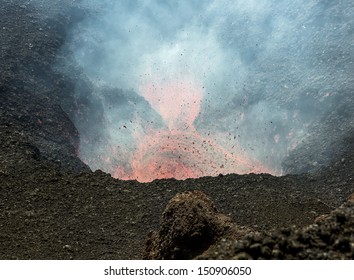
(114, 78, 269, 182)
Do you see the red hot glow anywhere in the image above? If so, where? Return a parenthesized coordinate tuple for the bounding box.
(114, 78, 269, 182)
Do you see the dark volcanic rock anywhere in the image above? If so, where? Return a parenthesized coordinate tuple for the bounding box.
(0, 0, 89, 173)
(1, 0, 354, 261)
(143, 190, 250, 260)
(197, 199, 354, 260)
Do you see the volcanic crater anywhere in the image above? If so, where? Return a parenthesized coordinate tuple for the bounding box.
(1, 0, 354, 259)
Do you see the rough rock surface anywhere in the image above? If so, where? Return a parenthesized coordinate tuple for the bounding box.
(197, 197, 354, 260)
(0, 0, 89, 173)
(143, 190, 252, 259)
(1, 0, 354, 260)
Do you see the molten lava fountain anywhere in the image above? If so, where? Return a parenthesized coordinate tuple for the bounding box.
(114, 78, 269, 182)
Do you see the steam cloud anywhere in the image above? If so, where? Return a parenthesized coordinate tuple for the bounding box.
(58, 0, 354, 181)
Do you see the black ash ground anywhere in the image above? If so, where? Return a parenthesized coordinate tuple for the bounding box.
(1, 0, 354, 259)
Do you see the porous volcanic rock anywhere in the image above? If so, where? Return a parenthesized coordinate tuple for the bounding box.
(143, 190, 251, 260)
(1, 0, 354, 261)
(197, 199, 354, 260)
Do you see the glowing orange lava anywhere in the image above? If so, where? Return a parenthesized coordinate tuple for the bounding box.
(113, 78, 270, 182)
(141, 79, 202, 131)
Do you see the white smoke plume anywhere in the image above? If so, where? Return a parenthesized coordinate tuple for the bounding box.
(54, 0, 354, 179)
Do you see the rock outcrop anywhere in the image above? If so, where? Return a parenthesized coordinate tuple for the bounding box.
(143, 190, 252, 259)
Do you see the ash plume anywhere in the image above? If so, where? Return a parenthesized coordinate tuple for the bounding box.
(54, 0, 354, 180)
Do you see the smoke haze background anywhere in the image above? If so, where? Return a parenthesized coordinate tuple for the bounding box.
(50, 0, 354, 179)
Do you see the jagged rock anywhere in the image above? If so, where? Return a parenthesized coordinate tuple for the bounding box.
(197, 201, 354, 260)
(143, 190, 251, 259)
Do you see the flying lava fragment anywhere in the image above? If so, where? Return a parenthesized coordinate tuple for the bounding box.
(114, 78, 269, 182)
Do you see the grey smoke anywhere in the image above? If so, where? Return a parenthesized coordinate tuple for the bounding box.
(62, 0, 354, 176)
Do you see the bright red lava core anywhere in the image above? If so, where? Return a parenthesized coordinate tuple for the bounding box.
(114, 79, 269, 182)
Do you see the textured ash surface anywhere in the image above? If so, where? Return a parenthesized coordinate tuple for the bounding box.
(197, 200, 354, 260)
(1, 0, 354, 260)
(143, 190, 252, 260)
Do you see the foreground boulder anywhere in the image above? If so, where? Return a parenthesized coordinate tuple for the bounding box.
(143, 190, 251, 259)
